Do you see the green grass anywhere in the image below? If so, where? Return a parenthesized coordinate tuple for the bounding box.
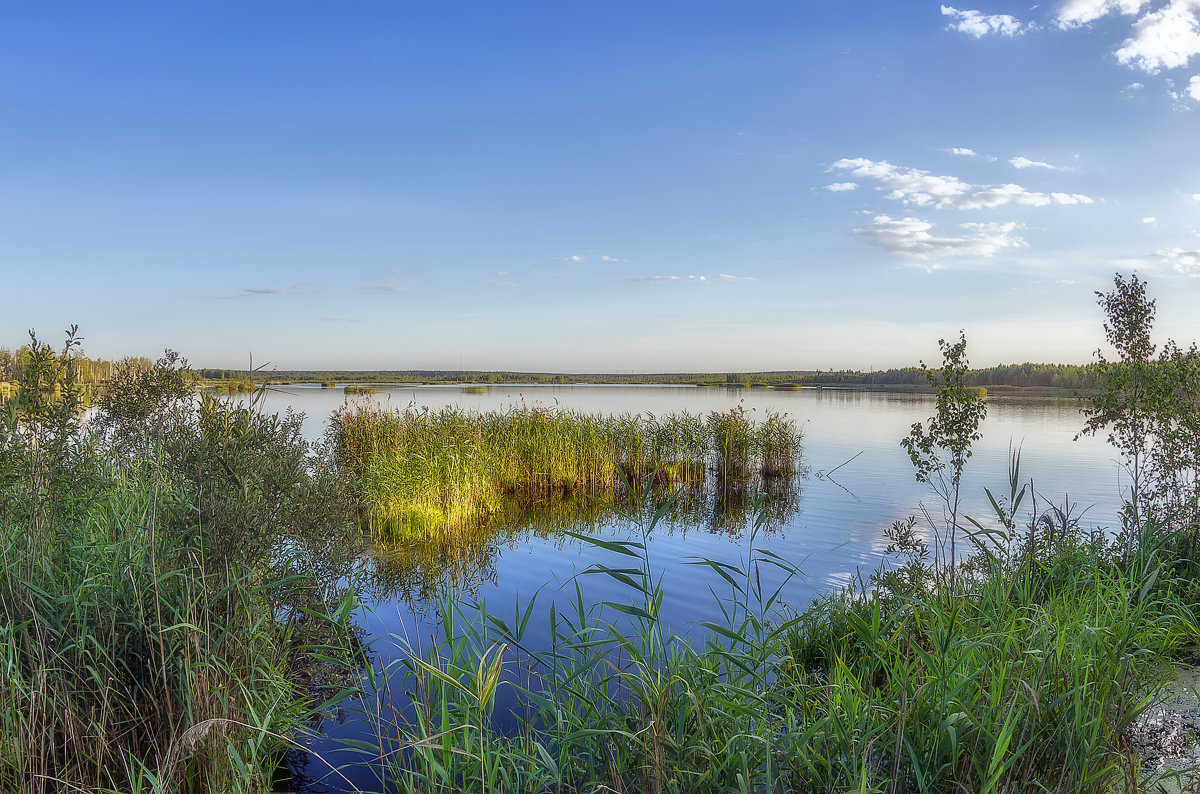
(331, 402, 804, 539)
(0, 338, 363, 794)
(343, 485, 1200, 793)
(0, 463, 346, 793)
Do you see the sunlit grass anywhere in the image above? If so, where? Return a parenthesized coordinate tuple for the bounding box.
(331, 402, 805, 538)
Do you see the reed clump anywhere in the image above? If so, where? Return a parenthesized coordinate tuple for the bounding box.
(1, 331, 363, 794)
(330, 402, 804, 538)
(349, 471, 1200, 793)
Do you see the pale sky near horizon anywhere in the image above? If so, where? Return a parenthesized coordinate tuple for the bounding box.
(2, 1, 1199, 373)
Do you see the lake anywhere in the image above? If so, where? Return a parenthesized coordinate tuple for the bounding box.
(244, 383, 1127, 791)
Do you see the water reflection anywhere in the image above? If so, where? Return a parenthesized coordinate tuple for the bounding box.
(360, 474, 804, 611)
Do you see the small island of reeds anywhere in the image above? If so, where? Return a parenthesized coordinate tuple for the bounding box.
(331, 402, 803, 539)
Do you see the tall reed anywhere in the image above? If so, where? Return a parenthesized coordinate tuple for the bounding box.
(350, 486, 801, 792)
(1, 334, 363, 793)
(343, 473, 1199, 792)
(331, 402, 804, 539)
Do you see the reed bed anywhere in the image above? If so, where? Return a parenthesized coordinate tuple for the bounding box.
(0, 457, 360, 794)
(331, 401, 804, 539)
(1, 337, 363, 794)
(348, 484, 1199, 794)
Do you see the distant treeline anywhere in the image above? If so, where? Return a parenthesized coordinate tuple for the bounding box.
(796, 362, 1102, 390)
(0, 344, 152, 388)
(196, 368, 821, 387)
(196, 363, 1101, 391)
(1, 344, 1101, 393)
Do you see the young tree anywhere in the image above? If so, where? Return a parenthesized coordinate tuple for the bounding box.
(1080, 274, 1157, 538)
(1081, 273, 1200, 559)
(901, 331, 987, 589)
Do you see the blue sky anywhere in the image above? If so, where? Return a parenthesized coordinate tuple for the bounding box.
(2, 1, 1199, 372)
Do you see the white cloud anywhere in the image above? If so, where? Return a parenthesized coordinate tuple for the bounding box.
(1193, 193, 1200, 200)
(830, 157, 1094, 209)
(1010, 156, 1060, 169)
(1190, 74, 1200, 97)
(485, 275, 517, 288)
(852, 214, 1027, 259)
(941, 5, 1028, 36)
(1114, 0, 1200, 73)
(599, 254, 627, 262)
(630, 274, 753, 283)
(1055, 0, 1150, 30)
(631, 275, 709, 283)
(948, 147, 978, 156)
(824, 181, 859, 192)
(830, 158, 972, 207)
(1143, 216, 1158, 224)
(1158, 246, 1200, 273)
(1047, 192, 1095, 204)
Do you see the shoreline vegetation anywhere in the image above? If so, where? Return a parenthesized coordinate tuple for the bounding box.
(190, 362, 1101, 394)
(2, 273, 1199, 792)
(0, 338, 1105, 398)
(330, 402, 803, 539)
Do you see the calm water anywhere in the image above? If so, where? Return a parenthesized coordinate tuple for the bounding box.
(245, 384, 1128, 791)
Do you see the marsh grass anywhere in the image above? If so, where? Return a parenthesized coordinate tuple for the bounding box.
(332, 401, 804, 538)
(0, 468, 321, 793)
(343, 471, 1200, 793)
(0, 332, 364, 794)
(350, 484, 801, 793)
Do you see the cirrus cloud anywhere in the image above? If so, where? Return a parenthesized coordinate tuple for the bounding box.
(630, 273, 754, 283)
(485, 271, 517, 288)
(356, 283, 412, 295)
(632, 275, 710, 283)
(852, 215, 1027, 259)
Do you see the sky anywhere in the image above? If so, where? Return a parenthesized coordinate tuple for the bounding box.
(2, 1, 1199, 373)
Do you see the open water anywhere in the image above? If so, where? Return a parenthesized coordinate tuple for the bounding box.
(241, 383, 1127, 791)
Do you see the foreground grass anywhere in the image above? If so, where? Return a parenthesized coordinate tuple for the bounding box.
(349, 490, 1199, 793)
(0, 338, 363, 794)
(2, 466, 302, 792)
